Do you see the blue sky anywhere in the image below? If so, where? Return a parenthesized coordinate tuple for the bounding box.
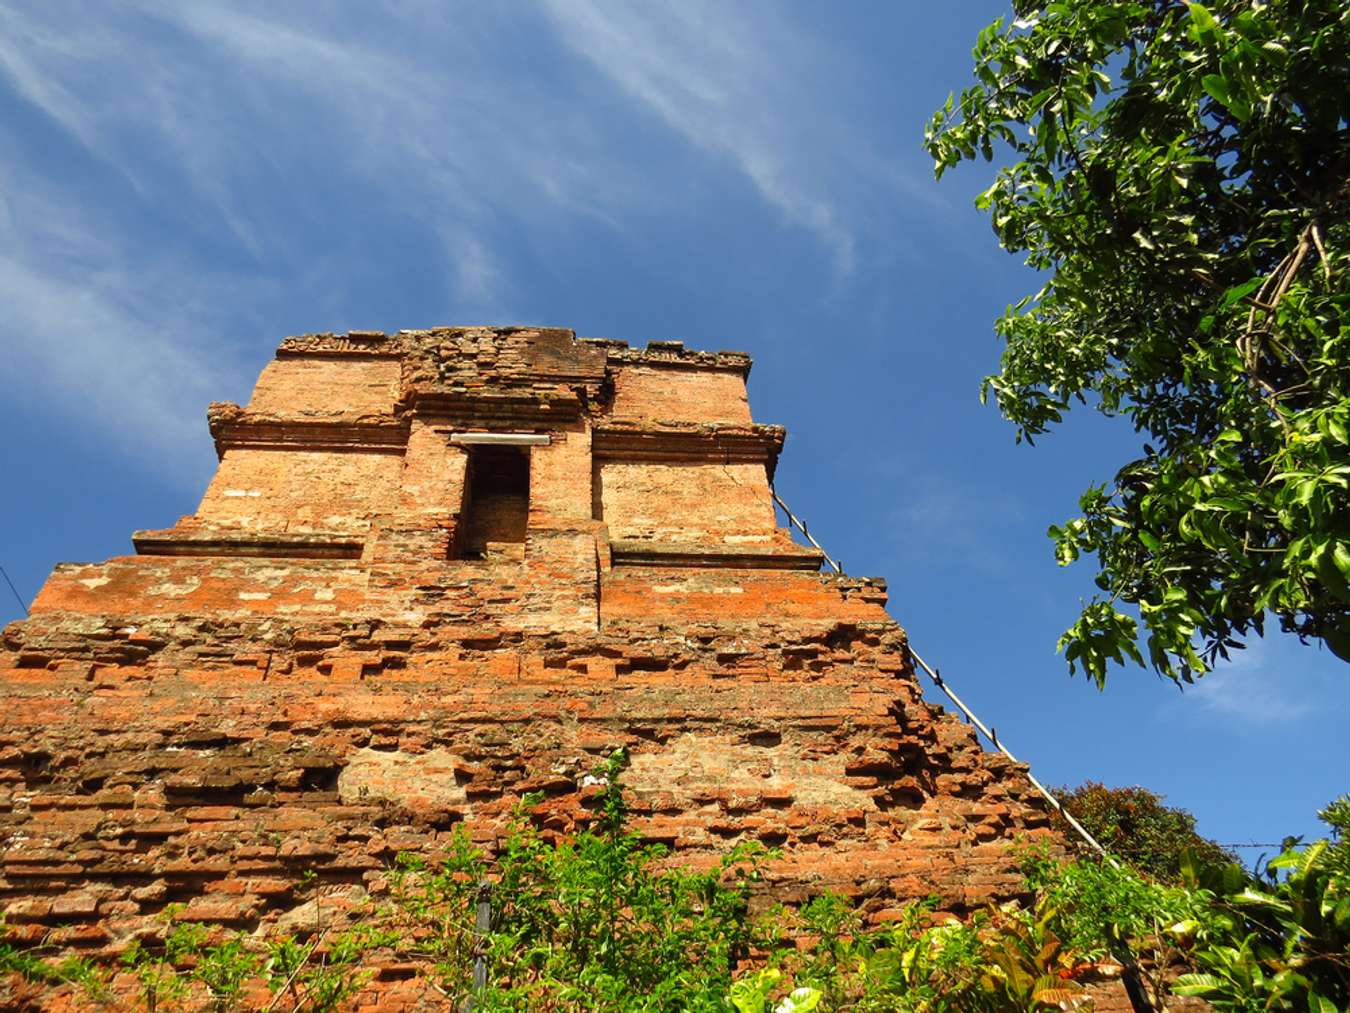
(1, 1, 1345, 854)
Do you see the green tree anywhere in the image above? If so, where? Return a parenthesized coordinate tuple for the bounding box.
(925, 1, 1350, 684)
(1054, 781, 1236, 879)
(386, 749, 779, 1011)
(1174, 794, 1350, 1010)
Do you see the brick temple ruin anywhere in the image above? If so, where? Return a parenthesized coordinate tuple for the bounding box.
(0, 326, 1054, 976)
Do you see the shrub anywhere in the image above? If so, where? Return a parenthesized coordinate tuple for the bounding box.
(1055, 781, 1236, 880)
(388, 748, 780, 1010)
(1176, 793, 1350, 1011)
(1, 765, 1344, 1011)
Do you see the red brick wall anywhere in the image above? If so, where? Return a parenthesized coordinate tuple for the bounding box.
(247, 357, 400, 415)
(528, 427, 593, 528)
(198, 448, 404, 532)
(612, 365, 753, 423)
(397, 422, 466, 523)
(596, 461, 776, 544)
(0, 328, 1056, 1006)
(29, 557, 373, 619)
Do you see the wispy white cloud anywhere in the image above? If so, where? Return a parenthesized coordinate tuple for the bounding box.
(539, 0, 881, 274)
(0, 1, 653, 316)
(0, 10, 109, 161)
(0, 1, 581, 468)
(0, 161, 253, 484)
(1179, 639, 1316, 726)
(0, 0, 923, 477)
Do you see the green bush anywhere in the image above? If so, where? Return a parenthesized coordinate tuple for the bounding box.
(1175, 793, 1350, 1011)
(1054, 781, 1237, 881)
(0, 768, 1344, 1012)
(1019, 841, 1205, 959)
(388, 748, 779, 1010)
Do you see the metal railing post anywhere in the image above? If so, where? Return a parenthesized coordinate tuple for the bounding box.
(462, 881, 492, 1012)
(770, 488, 1115, 863)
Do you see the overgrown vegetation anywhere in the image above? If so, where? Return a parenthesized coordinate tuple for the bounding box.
(1053, 781, 1238, 879)
(382, 750, 773, 1009)
(1170, 794, 1350, 1009)
(2, 757, 1346, 1010)
(926, 0, 1350, 683)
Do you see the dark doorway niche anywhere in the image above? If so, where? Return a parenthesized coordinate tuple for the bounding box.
(458, 446, 529, 559)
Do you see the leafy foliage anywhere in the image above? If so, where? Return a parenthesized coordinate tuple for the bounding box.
(2, 890, 386, 1011)
(387, 749, 778, 1011)
(728, 969, 822, 1013)
(1021, 842, 1204, 957)
(0, 940, 107, 998)
(1054, 780, 1237, 879)
(772, 891, 1110, 1011)
(2, 773, 1346, 1010)
(1174, 792, 1350, 1008)
(1023, 799, 1350, 1012)
(926, 0, 1350, 683)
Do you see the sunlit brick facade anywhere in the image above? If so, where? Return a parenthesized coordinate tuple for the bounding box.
(1, 326, 1054, 970)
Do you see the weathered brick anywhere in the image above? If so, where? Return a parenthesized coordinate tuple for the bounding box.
(0, 326, 1059, 1008)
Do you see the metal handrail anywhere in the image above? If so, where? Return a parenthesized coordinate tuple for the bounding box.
(771, 488, 1114, 862)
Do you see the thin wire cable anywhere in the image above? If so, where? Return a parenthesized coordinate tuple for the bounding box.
(909, 647, 1115, 864)
(771, 490, 1115, 862)
(1219, 842, 1295, 849)
(770, 487, 844, 574)
(0, 565, 28, 616)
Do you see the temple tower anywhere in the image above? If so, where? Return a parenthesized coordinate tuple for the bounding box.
(0, 327, 1051, 950)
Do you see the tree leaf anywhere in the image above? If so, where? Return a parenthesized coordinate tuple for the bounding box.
(1219, 277, 1263, 310)
(1186, 3, 1218, 33)
(927, 1, 1350, 683)
(1201, 74, 1231, 107)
